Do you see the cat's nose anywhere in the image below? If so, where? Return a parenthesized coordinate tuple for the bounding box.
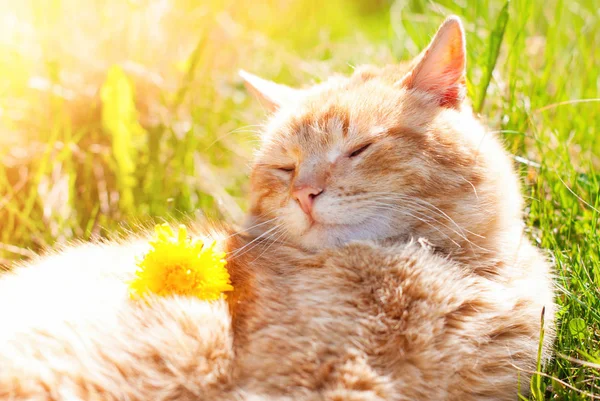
(292, 186, 323, 216)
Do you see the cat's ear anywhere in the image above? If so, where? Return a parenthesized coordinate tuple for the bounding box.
(239, 70, 300, 112)
(398, 16, 466, 108)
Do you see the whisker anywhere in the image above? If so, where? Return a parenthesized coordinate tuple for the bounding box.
(205, 124, 265, 150)
(357, 192, 484, 239)
(357, 196, 467, 238)
(366, 199, 472, 243)
(229, 224, 282, 258)
(230, 224, 285, 260)
(249, 228, 288, 263)
(361, 199, 490, 252)
(222, 216, 279, 241)
(363, 202, 462, 248)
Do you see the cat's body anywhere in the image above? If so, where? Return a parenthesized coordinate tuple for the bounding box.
(0, 232, 552, 401)
(229, 238, 553, 401)
(0, 17, 554, 400)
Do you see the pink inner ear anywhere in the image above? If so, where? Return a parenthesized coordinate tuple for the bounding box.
(440, 85, 462, 108)
(400, 17, 467, 108)
(438, 67, 466, 108)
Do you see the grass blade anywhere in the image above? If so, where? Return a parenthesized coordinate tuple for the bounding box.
(476, 1, 510, 113)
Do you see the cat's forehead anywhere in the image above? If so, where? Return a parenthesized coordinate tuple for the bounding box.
(283, 97, 389, 145)
(260, 81, 433, 158)
(287, 117, 375, 160)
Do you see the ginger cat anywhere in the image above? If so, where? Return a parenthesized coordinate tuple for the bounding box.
(0, 16, 554, 401)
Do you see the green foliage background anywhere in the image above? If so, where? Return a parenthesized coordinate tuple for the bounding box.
(0, 0, 598, 398)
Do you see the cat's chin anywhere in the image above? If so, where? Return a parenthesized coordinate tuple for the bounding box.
(294, 221, 395, 250)
(243, 214, 399, 251)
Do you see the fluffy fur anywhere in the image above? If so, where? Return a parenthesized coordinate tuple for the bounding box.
(0, 16, 554, 400)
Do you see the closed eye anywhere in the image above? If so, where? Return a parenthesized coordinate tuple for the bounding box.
(277, 166, 295, 173)
(348, 143, 371, 158)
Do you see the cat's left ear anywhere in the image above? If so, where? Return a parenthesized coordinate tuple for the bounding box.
(239, 70, 300, 112)
(398, 16, 466, 108)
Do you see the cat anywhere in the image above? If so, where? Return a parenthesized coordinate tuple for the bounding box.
(0, 16, 554, 401)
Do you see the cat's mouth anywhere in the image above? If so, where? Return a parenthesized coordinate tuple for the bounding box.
(304, 208, 379, 232)
(301, 218, 342, 235)
(305, 220, 348, 231)
(300, 219, 367, 242)
(296, 222, 371, 250)
(304, 214, 357, 230)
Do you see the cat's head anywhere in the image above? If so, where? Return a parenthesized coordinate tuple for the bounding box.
(242, 16, 522, 253)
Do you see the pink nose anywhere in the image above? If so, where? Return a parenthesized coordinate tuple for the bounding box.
(292, 186, 323, 216)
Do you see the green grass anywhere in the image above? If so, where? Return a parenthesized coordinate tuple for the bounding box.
(0, 0, 599, 398)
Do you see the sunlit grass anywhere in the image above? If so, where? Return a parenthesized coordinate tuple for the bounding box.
(0, 0, 598, 398)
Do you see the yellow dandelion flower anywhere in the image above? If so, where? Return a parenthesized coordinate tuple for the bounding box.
(129, 224, 233, 301)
